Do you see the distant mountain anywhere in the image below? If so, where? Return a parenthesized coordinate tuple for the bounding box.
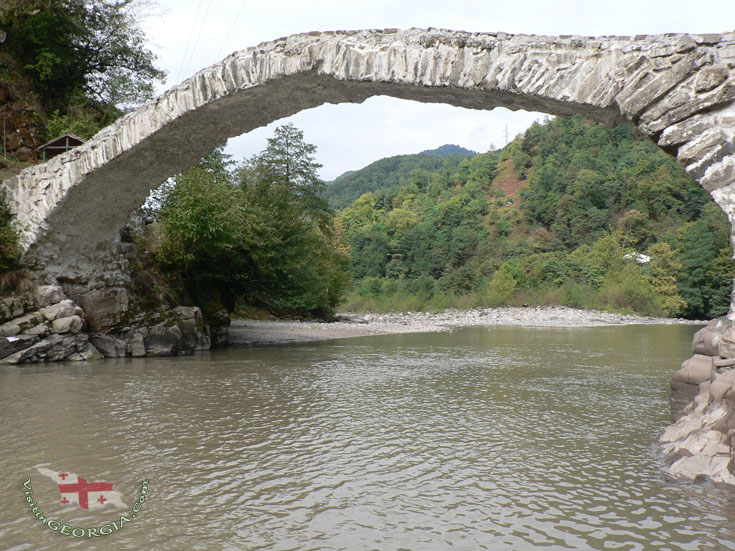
(323, 146, 476, 209)
(421, 144, 477, 156)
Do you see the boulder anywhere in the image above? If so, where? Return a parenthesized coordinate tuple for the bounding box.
(0, 296, 27, 322)
(51, 315, 84, 334)
(34, 285, 64, 308)
(171, 306, 207, 353)
(129, 333, 146, 357)
(672, 354, 714, 385)
(67, 344, 104, 361)
(76, 287, 130, 332)
(40, 299, 76, 321)
(89, 334, 127, 358)
(144, 323, 182, 356)
(0, 334, 87, 364)
(0, 321, 20, 337)
(26, 323, 49, 337)
(670, 379, 700, 420)
(0, 334, 39, 359)
(670, 354, 715, 420)
(692, 316, 730, 356)
(720, 325, 735, 359)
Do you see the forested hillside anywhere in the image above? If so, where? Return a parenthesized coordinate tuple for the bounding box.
(337, 115, 734, 319)
(323, 147, 476, 209)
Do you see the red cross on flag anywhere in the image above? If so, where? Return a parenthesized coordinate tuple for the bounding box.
(37, 468, 126, 509)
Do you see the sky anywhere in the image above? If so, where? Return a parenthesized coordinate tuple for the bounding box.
(141, 0, 735, 180)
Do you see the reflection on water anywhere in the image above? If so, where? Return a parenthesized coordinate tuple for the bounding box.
(1, 325, 734, 550)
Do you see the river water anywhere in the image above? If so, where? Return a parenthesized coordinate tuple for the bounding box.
(1, 324, 735, 550)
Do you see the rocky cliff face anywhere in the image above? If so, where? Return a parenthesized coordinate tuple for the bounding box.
(0, 282, 211, 363)
(661, 318, 735, 485)
(0, 212, 220, 363)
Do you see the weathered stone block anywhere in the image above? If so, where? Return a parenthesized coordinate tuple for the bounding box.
(693, 316, 730, 356)
(677, 129, 728, 165)
(77, 287, 129, 332)
(51, 315, 83, 334)
(695, 64, 729, 93)
(40, 299, 76, 321)
(675, 35, 696, 53)
(34, 285, 64, 308)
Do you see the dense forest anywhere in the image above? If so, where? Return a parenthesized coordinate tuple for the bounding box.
(335, 115, 734, 319)
(323, 145, 476, 209)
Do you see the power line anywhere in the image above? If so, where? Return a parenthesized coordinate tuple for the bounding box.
(176, 0, 204, 83)
(215, 0, 247, 60)
(181, 0, 213, 80)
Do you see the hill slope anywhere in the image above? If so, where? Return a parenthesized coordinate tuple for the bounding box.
(336, 115, 733, 319)
(323, 148, 476, 209)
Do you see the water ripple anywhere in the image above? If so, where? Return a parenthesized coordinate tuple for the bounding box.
(2, 325, 734, 550)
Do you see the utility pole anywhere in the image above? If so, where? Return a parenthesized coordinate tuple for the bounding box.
(2, 114, 6, 162)
(504, 124, 509, 146)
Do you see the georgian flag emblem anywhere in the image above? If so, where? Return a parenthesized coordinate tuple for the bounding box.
(37, 468, 126, 509)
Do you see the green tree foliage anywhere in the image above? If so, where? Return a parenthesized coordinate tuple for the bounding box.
(644, 242, 687, 316)
(1, 0, 165, 135)
(336, 116, 733, 319)
(323, 150, 477, 209)
(0, 202, 21, 272)
(156, 128, 348, 318)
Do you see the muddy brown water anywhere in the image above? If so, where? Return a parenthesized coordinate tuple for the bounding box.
(2, 325, 734, 550)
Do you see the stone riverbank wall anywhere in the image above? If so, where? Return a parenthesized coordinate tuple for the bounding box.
(661, 318, 735, 485)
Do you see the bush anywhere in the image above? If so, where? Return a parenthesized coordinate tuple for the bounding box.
(597, 263, 662, 315)
(485, 265, 518, 306)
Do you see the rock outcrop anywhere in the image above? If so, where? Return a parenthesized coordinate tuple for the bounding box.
(0, 282, 210, 363)
(0, 285, 102, 363)
(661, 318, 735, 485)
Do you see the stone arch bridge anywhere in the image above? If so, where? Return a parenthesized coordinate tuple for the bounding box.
(3, 28, 735, 484)
(2, 28, 735, 300)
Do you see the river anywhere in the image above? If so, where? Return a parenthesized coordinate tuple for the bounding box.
(1, 324, 734, 550)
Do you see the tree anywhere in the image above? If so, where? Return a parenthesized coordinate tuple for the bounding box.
(645, 242, 687, 317)
(244, 123, 332, 231)
(157, 148, 245, 303)
(2, 0, 165, 127)
(155, 129, 348, 318)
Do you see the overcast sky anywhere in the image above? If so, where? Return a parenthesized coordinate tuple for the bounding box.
(142, 1, 735, 179)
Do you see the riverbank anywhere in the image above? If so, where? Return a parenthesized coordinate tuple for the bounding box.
(228, 306, 703, 345)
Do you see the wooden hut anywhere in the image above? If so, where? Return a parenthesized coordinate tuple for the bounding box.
(38, 133, 85, 162)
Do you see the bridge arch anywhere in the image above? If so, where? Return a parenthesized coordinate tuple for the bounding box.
(2, 28, 735, 306)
